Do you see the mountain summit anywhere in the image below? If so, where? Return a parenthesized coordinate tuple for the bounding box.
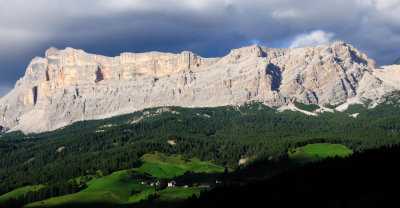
(1, 42, 399, 133)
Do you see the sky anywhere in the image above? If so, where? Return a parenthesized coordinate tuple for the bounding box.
(1, 0, 400, 97)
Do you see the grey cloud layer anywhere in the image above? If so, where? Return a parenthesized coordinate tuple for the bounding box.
(0, 0, 399, 95)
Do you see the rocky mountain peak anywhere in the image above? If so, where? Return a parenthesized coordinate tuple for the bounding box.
(0, 42, 398, 133)
(229, 44, 267, 57)
(45, 46, 59, 53)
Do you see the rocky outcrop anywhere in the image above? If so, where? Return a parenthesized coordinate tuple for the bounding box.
(0, 41, 398, 133)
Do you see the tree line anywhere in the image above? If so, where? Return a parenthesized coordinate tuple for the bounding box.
(4, 180, 86, 208)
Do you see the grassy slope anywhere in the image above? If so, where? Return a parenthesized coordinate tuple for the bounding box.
(289, 143, 353, 164)
(24, 171, 148, 207)
(158, 187, 206, 201)
(135, 151, 224, 179)
(0, 185, 44, 204)
(24, 152, 224, 207)
(145, 187, 209, 208)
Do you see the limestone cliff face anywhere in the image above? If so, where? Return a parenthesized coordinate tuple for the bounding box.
(0, 42, 397, 133)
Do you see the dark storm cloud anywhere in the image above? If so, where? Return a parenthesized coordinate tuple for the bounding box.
(0, 0, 399, 97)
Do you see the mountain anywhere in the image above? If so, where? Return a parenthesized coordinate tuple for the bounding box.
(0, 41, 399, 133)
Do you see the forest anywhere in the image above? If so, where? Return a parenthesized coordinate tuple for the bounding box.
(0, 91, 400, 207)
(182, 145, 400, 208)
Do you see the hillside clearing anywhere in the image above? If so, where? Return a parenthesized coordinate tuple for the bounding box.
(289, 143, 353, 164)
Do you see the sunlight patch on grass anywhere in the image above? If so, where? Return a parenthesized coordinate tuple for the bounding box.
(289, 143, 353, 164)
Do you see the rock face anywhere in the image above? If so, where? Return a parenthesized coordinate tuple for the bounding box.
(0, 41, 398, 133)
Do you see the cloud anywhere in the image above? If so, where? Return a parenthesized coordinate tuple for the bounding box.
(290, 30, 335, 49)
(272, 9, 300, 20)
(0, 0, 399, 91)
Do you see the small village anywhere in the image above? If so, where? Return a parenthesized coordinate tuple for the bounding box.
(140, 180, 223, 188)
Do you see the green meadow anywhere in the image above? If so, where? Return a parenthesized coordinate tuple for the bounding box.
(0, 185, 44, 204)
(20, 152, 224, 207)
(289, 143, 353, 164)
(134, 151, 225, 178)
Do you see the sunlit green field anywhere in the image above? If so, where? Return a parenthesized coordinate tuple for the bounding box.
(24, 170, 154, 207)
(0, 185, 44, 204)
(134, 151, 225, 178)
(22, 152, 224, 207)
(289, 143, 353, 164)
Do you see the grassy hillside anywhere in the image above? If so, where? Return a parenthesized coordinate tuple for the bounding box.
(154, 187, 208, 207)
(24, 171, 152, 207)
(157, 187, 206, 201)
(0, 185, 44, 204)
(289, 143, 353, 164)
(135, 152, 224, 179)
(23, 152, 224, 207)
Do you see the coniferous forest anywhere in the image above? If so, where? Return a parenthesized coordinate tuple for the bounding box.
(1, 92, 400, 207)
(182, 145, 400, 208)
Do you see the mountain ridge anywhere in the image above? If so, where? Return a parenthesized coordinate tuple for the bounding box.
(1, 41, 399, 133)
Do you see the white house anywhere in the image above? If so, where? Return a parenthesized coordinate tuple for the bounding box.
(167, 181, 176, 187)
